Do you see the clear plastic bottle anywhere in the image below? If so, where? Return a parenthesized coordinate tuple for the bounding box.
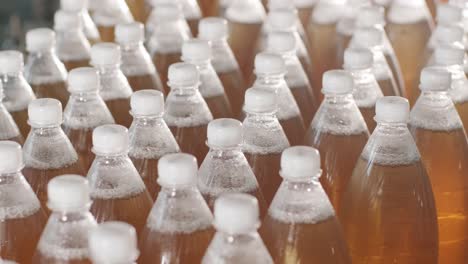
(148, 0, 202, 36)
(202, 193, 273, 264)
(146, 4, 191, 93)
(198, 17, 246, 117)
(343, 48, 384, 132)
(23, 99, 85, 209)
(164, 63, 213, 165)
(294, 0, 317, 26)
(24, 28, 69, 107)
(60, 0, 100, 43)
(410, 67, 468, 264)
(63, 67, 115, 171)
(54, 10, 91, 71)
(260, 146, 352, 263)
(424, 25, 465, 74)
(0, 81, 23, 144)
(0, 141, 47, 263)
(225, 0, 266, 81)
(304, 70, 369, 212)
(242, 88, 290, 205)
(0, 51, 36, 137)
(339, 96, 438, 264)
(87, 124, 153, 233)
(88, 222, 139, 264)
(90, 43, 133, 128)
(91, 0, 134, 42)
(32, 175, 97, 264)
(198, 118, 267, 216)
(129, 90, 180, 200)
(139, 153, 214, 264)
(115, 22, 165, 95)
(267, 32, 318, 125)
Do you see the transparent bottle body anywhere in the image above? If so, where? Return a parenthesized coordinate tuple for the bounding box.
(55, 30, 91, 72)
(0, 102, 23, 144)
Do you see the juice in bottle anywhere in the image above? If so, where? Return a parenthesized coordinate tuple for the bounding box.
(139, 153, 214, 264)
(60, 0, 101, 43)
(0, 81, 23, 144)
(91, 0, 134, 42)
(294, 0, 316, 27)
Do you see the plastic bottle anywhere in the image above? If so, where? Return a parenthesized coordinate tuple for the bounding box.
(0, 81, 23, 144)
(0, 141, 47, 263)
(63, 67, 115, 171)
(32, 175, 97, 264)
(139, 153, 214, 264)
(87, 124, 153, 233)
(202, 193, 273, 264)
(410, 67, 468, 264)
(91, 0, 134, 42)
(90, 43, 133, 127)
(293, 0, 317, 27)
(23, 98, 85, 209)
(60, 0, 100, 43)
(115, 22, 164, 95)
(88, 222, 139, 264)
(129, 90, 180, 200)
(339, 96, 438, 264)
(164, 63, 213, 165)
(25, 28, 69, 107)
(198, 0, 219, 17)
(304, 70, 369, 212)
(148, 0, 202, 36)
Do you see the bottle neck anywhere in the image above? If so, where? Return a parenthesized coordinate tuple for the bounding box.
(218, 231, 260, 242)
(0, 171, 24, 181)
(50, 208, 91, 218)
(184, 59, 211, 69)
(29, 49, 56, 59)
(374, 122, 409, 134)
(120, 41, 144, 52)
(169, 85, 199, 95)
(30, 125, 62, 133)
(94, 64, 121, 76)
(69, 91, 100, 101)
(323, 93, 354, 103)
(131, 115, 164, 125)
(245, 111, 277, 121)
(93, 151, 129, 159)
(255, 73, 284, 86)
(207, 145, 243, 157)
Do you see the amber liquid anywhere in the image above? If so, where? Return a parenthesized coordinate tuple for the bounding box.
(130, 157, 160, 200)
(202, 189, 268, 219)
(153, 52, 181, 94)
(299, 56, 316, 97)
(298, 7, 314, 28)
(169, 125, 209, 166)
(5, 135, 24, 145)
(205, 95, 233, 119)
(31, 81, 69, 108)
(138, 228, 215, 264)
(64, 128, 95, 171)
(291, 86, 318, 127)
(384, 53, 405, 97)
(339, 158, 438, 264)
(90, 191, 153, 234)
(411, 128, 468, 263)
(218, 70, 246, 117)
(260, 217, 352, 264)
(11, 109, 30, 137)
(280, 116, 306, 146)
(105, 98, 132, 128)
(335, 32, 352, 73)
(125, 0, 146, 22)
(0, 210, 47, 263)
(304, 131, 369, 212)
(377, 78, 399, 97)
(359, 107, 376, 133)
(188, 19, 199, 37)
(97, 25, 115, 42)
(455, 101, 468, 134)
(198, 0, 219, 16)
(63, 59, 90, 72)
(127, 73, 165, 95)
(33, 253, 92, 264)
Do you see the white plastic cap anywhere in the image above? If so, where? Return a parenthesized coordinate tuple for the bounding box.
(267, 31, 296, 54)
(419, 67, 451, 92)
(244, 87, 278, 113)
(214, 193, 260, 234)
(268, 0, 295, 9)
(434, 44, 465, 66)
(355, 6, 385, 27)
(0, 50, 24, 74)
(92, 124, 129, 155)
(47, 175, 91, 211)
(198, 17, 228, 41)
(322, 70, 354, 94)
(157, 153, 198, 187)
(343, 48, 373, 69)
(0, 141, 23, 173)
(90, 43, 121, 66)
(181, 39, 212, 61)
(352, 27, 382, 48)
(393, 0, 425, 7)
(131, 90, 164, 116)
(26, 28, 56, 52)
(28, 98, 63, 127)
(115, 22, 145, 44)
(54, 10, 82, 30)
(434, 25, 464, 44)
(281, 146, 321, 180)
(267, 9, 297, 30)
(207, 118, 243, 148)
(168, 62, 200, 87)
(254, 52, 286, 75)
(89, 222, 139, 264)
(437, 4, 463, 24)
(68, 67, 100, 93)
(150, 3, 184, 22)
(60, 0, 88, 12)
(293, 0, 316, 8)
(375, 96, 410, 123)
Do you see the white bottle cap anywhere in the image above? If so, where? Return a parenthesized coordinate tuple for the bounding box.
(419, 67, 451, 92)
(225, 0, 266, 24)
(243, 87, 278, 113)
(268, 0, 295, 10)
(157, 153, 198, 187)
(0, 141, 23, 174)
(198, 17, 228, 41)
(26, 28, 56, 52)
(281, 146, 321, 180)
(393, 0, 425, 7)
(322, 70, 354, 95)
(343, 47, 374, 70)
(213, 193, 260, 234)
(437, 4, 463, 24)
(68, 67, 100, 93)
(254, 52, 286, 75)
(90, 43, 121, 66)
(355, 6, 385, 28)
(352, 27, 382, 48)
(54, 10, 82, 30)
(293, 0, 316, 8)
(181, 39, 212, 62)
(115, 22, 144, 44)
(89, 222, 139, 264)
(434, 25, 464, 44)
(434, 44, 465, 66)
(60, 0, 88, 12)
(207, 118, 243, 148)
(28, 98, 63, 127)
(0, 50, 24, 74)
(168, 62, 200, 87)
(267, 9, 297, 30)
(47, 175, 91, 211)
(92, 124, 129, 155)
(131, 90, 164, 116)
(375, 96, 410, 123)
(150, 3, 184, 22)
